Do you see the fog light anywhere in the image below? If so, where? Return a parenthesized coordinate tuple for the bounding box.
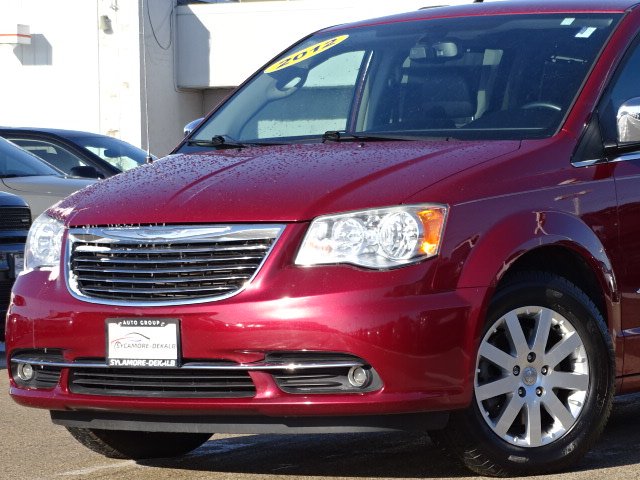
(347, 366, 371, 388)
(17, 363, 34, 381)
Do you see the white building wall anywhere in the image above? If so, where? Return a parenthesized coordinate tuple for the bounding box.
(141, 0, 202, 156)
(0, 0, 472, 157)
(177, 0, 469, 89)
(0, 0, 101, 132)
(0, 0, 203, 156)
(96, 0, 144, 149)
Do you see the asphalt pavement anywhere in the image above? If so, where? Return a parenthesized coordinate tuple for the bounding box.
(3, 354, 640, 480)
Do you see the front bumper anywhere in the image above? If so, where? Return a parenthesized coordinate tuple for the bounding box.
(6, 230, 487, 428)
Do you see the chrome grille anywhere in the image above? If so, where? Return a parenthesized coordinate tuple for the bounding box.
(66, 225, 284, 305)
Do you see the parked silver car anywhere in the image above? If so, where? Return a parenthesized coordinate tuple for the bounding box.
(0, 137, 96, 216)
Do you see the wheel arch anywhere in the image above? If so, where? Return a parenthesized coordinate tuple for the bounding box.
(456, 209, 620, 351)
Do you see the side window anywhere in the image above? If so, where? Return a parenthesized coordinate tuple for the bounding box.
(83, 145, 138, 171)
(600, 39, 640, 143)
(8, 138, 90, 174)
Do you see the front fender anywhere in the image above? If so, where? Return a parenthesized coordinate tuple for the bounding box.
(457, 210, 616, 297)
(454, 209, 620, 364)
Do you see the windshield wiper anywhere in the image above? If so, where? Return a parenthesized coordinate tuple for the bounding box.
(322, 130, 417, 143)
(187, 135, 280, 149)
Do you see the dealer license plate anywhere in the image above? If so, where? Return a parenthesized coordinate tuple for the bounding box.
(106, 318, 180, 368)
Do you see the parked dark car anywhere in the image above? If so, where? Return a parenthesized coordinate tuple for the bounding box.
(0, 192, 30, 341)
(0, 128, 149, 178)
(9, 1, 640, 476)
(0, 137, 96, 217)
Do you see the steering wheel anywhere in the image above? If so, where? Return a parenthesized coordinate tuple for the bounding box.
(521, 101, 562, 112)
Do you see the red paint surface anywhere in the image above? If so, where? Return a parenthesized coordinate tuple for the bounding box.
(8, 0, 640, 418)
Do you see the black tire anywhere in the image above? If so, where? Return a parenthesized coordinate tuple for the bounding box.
(66, 427, 212, 459)
(432, 271, 614, 477)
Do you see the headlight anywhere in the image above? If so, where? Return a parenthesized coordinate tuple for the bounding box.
(25, 214, 65, 270)
(295, 204, 447, 269)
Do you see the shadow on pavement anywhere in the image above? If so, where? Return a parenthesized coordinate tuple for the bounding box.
(575, 392, 640, 472)
(139, 394, 640, 478)
(140, 432, 470, 478)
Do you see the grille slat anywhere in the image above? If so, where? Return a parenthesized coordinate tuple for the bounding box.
(73, 256, 262, 265)
(74, 263, 261, 274)
(67, 225, 283, 304)
(71, 379, 254, 389)
(69, 366, 256, 398)
(78, 274, 253, 284)
(72, 371, 248, 381)
(75, 244, 270, 254)
(83, 285, 237, 295)
(274, 373, 346, 390)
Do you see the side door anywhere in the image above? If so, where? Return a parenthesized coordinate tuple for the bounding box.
(599, 36, 640, 386)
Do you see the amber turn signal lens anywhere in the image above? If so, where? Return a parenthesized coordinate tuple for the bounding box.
(418, 208, 446, 256)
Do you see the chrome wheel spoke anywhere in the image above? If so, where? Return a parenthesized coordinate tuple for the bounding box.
(504, 311, 529, 357)
(548, 371, 589, 392)
(546, 332, 582, 369)
(532, 309, 553, 356)
(525, 401, 543, 447)
(479, 342, 515, 371)
(494, 395, 525, 436)
(476, 376, 518, 401)
(543, 390, 576, 430)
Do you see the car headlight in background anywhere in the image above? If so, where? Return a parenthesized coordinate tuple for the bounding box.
(295, 204, 447, 269)
(25, 214, 65, 270)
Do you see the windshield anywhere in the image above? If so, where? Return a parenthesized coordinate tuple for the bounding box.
(67, 135, 148, 171)
(189, 13, 619, 146)
(0, 138, 61, 178)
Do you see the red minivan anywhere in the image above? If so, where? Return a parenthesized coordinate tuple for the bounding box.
(8, 0, 640, 475)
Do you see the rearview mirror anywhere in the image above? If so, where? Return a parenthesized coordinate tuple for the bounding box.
(617, 98, 640, 144)
(70, 166, 101, 179)
(410, 41, 458, 61)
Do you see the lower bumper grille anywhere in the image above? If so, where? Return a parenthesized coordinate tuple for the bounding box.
(267, 353, 382, 394)
(69, 367, 256, 398)
(10, 351, 380, 397)
(10, 351, 63, 389)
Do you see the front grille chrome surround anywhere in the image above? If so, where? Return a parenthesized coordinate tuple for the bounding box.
(65, 224, 285, 306)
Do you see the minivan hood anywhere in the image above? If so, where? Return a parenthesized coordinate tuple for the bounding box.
(56, 141, 519, 226)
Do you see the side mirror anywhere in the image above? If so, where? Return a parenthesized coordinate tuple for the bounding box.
(183, 118, 204, 137)
(70, 166, 101, 179)
(617, 98, 640, 144)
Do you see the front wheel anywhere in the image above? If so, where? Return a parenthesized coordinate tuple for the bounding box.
(66, 427, 212, 459)
(432, 272, 614, 477)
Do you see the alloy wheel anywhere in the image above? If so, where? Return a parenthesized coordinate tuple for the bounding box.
(474, 306, 589, 447)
